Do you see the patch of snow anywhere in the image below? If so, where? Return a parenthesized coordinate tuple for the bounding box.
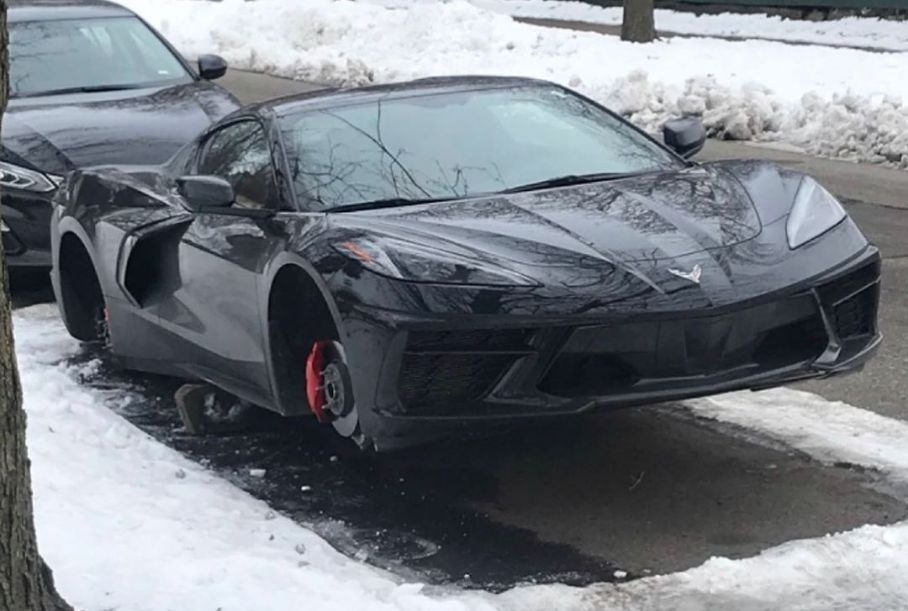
(686, 387, 908, 482)
(574, 520, 908, 610)
(17, 302, 908, 609)
(469, 0, 908, 52)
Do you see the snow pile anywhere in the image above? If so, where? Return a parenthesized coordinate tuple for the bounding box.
(16, 302, 908, 610)
(122, 0, 908, 167)
(470, 0, 908, 52)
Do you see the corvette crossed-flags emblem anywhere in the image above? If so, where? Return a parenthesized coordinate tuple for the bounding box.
(668, 264, 703, 284)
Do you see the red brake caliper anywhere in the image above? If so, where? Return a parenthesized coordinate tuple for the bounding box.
(305, 341, 334, 423)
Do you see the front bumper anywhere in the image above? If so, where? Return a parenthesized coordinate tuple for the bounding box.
(1, 191, 54, 268)
(338, 249, 881, 449)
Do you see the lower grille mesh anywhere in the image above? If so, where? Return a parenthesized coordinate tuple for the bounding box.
(818, 260, 880, 305)
(397, 353, 515, 411)
(406, 329, 529, 352)
(817, 260, 880, 340)
(832, 288, 876, 339)
(539, 293, 827, 398)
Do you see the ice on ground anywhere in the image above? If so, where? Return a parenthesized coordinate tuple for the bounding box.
(16, 303, 908, 610)
(122, 0, 908, 167)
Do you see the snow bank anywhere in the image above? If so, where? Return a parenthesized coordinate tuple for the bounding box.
(16, 303, 908, 610)
(16, 305, 499, 611)
(471, 0, 908, 52)
(121, 0, 908, 167)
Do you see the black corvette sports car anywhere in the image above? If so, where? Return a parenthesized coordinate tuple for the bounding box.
(1, 0, 239, 268)
(50, 77, 881, 450)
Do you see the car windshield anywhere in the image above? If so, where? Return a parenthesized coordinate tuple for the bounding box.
(8, 16, 192, 98)
(279, 86, 683, 211)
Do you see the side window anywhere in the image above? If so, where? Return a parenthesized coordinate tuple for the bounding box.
(198, 122, 280, 210)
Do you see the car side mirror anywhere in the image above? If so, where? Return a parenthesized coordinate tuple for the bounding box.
(663, 117, 706, 159)
(177, 175, 234, 211)
(197, 54, 228, 81)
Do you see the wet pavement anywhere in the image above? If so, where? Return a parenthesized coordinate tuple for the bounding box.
(68, 349, 618, 591)
(9, 269, 54, 309)
(56, 344, 906, 591)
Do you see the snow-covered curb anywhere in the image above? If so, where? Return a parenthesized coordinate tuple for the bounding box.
(16, 303, 908, 610)
(121, 0, 908, 167)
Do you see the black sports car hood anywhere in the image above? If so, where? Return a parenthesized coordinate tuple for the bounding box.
(333, 165, 762, 267)
(0, 81, 239, 174)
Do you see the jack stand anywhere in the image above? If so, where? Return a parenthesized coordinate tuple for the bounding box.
(174, 383, 258, 435)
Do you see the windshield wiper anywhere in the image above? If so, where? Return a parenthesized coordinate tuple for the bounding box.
(16, 83, 146, 98)
(328, 196, 457, 212)
(324, 172, 647, 210)
(501, 172, 643, 194)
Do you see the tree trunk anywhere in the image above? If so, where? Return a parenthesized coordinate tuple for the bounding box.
(0, 1, 73, 608)
(621, 0, 656, 43)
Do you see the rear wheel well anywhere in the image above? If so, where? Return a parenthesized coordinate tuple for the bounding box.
(267, 265, 339, 414)
(58, 233, 105, 342)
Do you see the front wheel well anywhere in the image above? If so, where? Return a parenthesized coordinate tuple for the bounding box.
(267, 265, 340, 414)
(58, 233, 105, 342)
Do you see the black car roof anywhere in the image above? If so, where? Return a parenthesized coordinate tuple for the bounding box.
(259, 75, 554, 118)
(8, 0, 133, 22)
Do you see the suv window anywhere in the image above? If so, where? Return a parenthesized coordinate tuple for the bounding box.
(198, 121, 279, 210)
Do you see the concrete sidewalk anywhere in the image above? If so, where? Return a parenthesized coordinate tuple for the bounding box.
(514, 15, 904, 54)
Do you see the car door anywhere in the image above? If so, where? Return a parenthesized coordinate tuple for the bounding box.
(157, 119, 284, 404)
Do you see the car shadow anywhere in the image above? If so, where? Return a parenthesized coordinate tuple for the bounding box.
(8, 269, 55, 309)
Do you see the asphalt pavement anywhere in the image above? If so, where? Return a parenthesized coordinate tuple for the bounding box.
(8, 69, 907, 588)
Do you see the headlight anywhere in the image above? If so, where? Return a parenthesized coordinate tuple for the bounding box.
(0, 161, 63, 193)
(786, 177, 847, 249)
(336, 236, 538, 287)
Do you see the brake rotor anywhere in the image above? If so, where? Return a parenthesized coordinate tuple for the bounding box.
(322, 360, 353, 419)
(305, 340, 357, 435)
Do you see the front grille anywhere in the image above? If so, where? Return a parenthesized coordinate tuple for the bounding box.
(539, 354, 638, 396)
(817, 260, 880, 340)
(540, 294, 827, 398)
(395, 329, 535, 413)
(832, 287, 876, 339)
(753, 313, 828, 368)
(406, 329, 530, 352)
(397, 353, 516, 410)
(818, 260, 880, 305)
